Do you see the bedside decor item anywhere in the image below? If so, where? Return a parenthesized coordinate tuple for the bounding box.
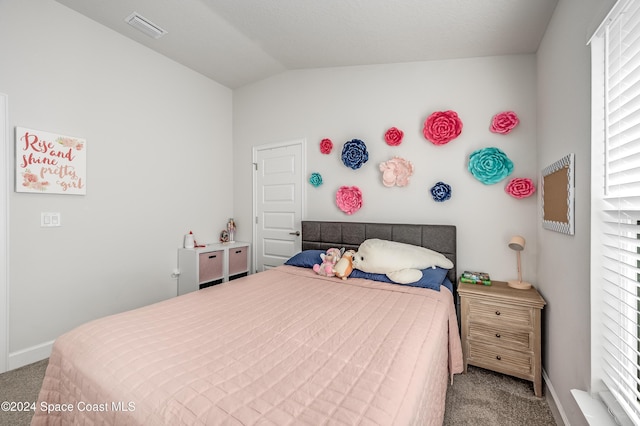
(227, 218, 236, 243)
(336, 185, 363, 215)
(309, 172, 323, 187)
(541, 153, 575, 235)
(379, 157, 414, 187)
(430, 181, 452, 202)
(184, 231, 195, 249)
(505, 178, 536, 199)
(460, 270, 491, 285)
(490, 111, 520, 134)
(468, 147, 514, 185)
(384, 127, 404, 146)
(320, 138, 333, 154)
(341, 139, 369, 170)
(508, 236, 531, 290)
(423, 110, 463, 145)
(16, 127, 86, 195)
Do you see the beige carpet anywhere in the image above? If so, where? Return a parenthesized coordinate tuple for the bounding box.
(0, 359, 48, 426)
(444, 366, 557, 425)
(0, 360, 556, 425)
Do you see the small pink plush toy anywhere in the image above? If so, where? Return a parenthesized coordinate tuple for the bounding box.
(313, 248, 343, 276)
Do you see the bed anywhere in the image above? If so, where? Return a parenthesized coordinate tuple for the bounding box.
(32, 221, 463, 425)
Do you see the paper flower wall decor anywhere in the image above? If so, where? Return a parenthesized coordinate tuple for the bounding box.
(430, 181, 452, 202)
(336, 186, 363, 215)
(384, 127, 404, 146)
(379, 157, 414, 187)
(423, 110, 463, 145)
(341, 139, 369, 170)
(490, 111, 520, 134)
(468, 147, 514, 185)
(320, 138, 333, 154)
(505, 177, 536, 198)
(309, 172, 323, 187)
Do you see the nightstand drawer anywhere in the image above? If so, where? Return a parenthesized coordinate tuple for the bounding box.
(468, 341, 533, 378)
(199, 251, 223, 283)
(468, 323, 532, 351)
(468, 301, 533, 329)
(229, 246, 248, 276)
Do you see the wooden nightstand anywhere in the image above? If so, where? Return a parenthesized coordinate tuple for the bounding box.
(458, 280, 546, 397)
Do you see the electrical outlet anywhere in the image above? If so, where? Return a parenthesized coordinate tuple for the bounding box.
(41, 212, 61, 227)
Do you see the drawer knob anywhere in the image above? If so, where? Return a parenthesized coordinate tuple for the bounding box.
(235, 250, 242, 254)
(495, 333, 501, 338)
(495, 310, 501, 316)
(209, 255, 217, 259)
(496, 355, 502, 361)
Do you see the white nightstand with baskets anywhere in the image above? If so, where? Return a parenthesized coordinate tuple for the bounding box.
(177, 242, 250, 295)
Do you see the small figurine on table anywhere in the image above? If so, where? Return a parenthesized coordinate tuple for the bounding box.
(227, 218, 236, 242)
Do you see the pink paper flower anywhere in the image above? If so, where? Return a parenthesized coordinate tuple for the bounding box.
(336, 186, 363, 215)
(490, 111, 520, 134)
(320, 138, 333, 154)
(379, 157, 414, 187)
(505, 178, 536, 199)
(384, 127, 404, 146)
(423, 110, 463, 145)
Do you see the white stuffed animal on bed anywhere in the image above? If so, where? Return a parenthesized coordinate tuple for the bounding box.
(351, 238, 453, 284)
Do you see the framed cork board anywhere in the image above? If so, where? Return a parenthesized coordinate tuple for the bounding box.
(541, 153, 574, 235)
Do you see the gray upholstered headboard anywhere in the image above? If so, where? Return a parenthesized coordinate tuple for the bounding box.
(301, 221, 457, 285)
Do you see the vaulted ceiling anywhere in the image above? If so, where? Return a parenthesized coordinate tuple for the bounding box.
(55, 0, 558, 89)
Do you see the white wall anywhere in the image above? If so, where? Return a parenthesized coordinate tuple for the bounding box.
(0, 0, 233, 367)
(233, 55, 538, 284)
(536, 0, 615, 424)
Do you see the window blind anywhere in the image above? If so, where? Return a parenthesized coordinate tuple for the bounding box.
(599, 1, 640, 423)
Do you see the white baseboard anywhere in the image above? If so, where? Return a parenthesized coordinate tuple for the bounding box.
(543, 368, 571, 426)
(7, 340, 53, 371)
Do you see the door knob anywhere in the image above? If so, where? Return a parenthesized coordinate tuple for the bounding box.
(289, 231, 301, 236)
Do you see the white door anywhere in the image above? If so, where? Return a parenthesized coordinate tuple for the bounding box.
(253, 140, 304, 272)
(1, 93, 8, 373)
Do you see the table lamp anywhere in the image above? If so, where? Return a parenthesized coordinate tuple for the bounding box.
(508, 236, 531, 289)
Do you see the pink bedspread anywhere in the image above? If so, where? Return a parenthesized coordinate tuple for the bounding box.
(32, 265, 462, 425)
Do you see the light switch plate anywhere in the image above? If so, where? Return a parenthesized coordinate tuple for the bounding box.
(41, 212, 61, 227)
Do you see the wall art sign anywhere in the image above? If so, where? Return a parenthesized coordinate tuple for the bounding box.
(15, 127, 86, 195)
(541, 153, 574, 235)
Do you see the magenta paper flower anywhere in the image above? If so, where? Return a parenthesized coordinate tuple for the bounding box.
(384, 127, 404, 146)
(379, 157, 414, 187)
(336, 186, 363, 215)
(320, 138, 333, 154)
(423, 110, 463, 145)
(505, 178, 536, 199)
(490, 111, 519, 134)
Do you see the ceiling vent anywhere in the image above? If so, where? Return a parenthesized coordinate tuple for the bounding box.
(124, 12, 167, 39)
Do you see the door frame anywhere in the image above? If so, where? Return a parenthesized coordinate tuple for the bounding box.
(1, 93, 8, 373)
(252, 138, 306, 272)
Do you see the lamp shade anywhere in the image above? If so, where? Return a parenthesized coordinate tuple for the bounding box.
(508, 235, 531, 289)
(508, 236, 525, 251)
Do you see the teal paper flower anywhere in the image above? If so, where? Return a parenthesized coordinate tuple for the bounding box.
(309, 172, 323, 187)
(468, 147, 514, 185)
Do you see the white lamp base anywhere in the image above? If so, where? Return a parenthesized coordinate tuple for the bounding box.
(508, 280, 532, 290)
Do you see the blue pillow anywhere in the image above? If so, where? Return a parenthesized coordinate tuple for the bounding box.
(441, 277, 453, 293)
(284, 250, 325, 268)
(349, 266, 449, 291)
